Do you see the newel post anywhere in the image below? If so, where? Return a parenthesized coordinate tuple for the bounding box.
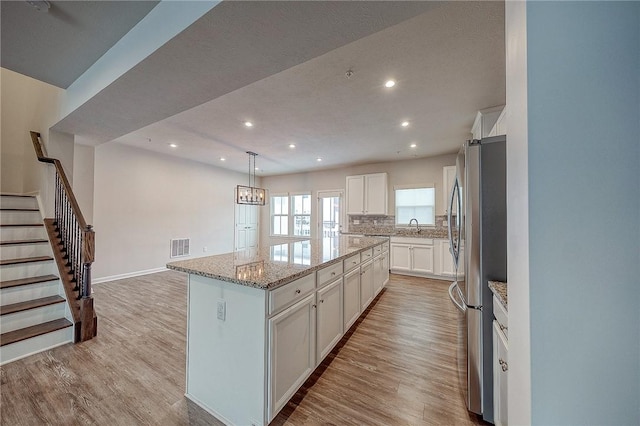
(79, 225, 96, 342)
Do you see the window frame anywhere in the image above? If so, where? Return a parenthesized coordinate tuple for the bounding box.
(269, 191, 312, 237)
(394, 183, 436, 227)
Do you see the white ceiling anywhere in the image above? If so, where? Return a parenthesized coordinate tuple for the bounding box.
(3, 1, 505, 177)
(0, 1, 158, 88)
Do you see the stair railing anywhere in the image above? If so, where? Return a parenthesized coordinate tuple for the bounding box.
(30, 131, 96, 341)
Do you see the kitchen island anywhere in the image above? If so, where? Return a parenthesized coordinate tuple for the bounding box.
(167, 235, 389, 426)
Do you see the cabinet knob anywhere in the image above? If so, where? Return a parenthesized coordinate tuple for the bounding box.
(331, 272, 336, 276)
(312, 304, 317, 308)
(499, 323, 508, 332)
(320, 299, 324, 303)
(295, 289, 301, 294)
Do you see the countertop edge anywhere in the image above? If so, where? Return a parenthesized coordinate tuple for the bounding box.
(167, 238, 387, 291)
(488, 280, 508, 311)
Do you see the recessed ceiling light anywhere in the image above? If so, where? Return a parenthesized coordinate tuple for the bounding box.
(385, 80, 396, 88)
(255, 167, 260, 171)
(289, 144, 296, 149)
(244, 121, 253, 128)
(169, 143, 178, 148)
(401, 121, 410, 127)
(220, 157, 225, 161)
(410, 143, 417, 148)
(316, 158, 322, 162)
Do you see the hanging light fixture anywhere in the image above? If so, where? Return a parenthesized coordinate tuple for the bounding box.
(236, 151, 267, 206)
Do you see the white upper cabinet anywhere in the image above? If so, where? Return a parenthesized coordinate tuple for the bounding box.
(346, 173, 388, 215)
(488, 106, 507, 137)
(471, 105, 505, 140)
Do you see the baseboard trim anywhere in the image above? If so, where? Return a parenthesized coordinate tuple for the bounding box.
(93, 267, 169, 284)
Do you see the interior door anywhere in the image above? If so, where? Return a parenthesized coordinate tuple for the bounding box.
(235, 203, 259, 251)
(317, 191, 343, 238)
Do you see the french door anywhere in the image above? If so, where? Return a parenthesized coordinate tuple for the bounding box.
(317, 191, 343, 238)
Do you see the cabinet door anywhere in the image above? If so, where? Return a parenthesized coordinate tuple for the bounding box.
(440, 240, 455, 276)
(364, 173, 388, 215)
(360, 260, 374, 310)
(316, 278, 343, 363)
(343, 268, 361, 332)
(411, 244, 434, 274)
(268, 293, 316, 420)
(346, 175, 365, 215)
(373, 255, 384, 296)
(493, 321, 508, 426)
(382, 252, 389, 287)
(390, 243, 411, 272)
(443, 166, 457, 216)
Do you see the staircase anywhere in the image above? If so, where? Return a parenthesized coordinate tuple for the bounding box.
(0, 194, 74, 364)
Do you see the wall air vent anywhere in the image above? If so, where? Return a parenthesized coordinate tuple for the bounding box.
(170, 238, 190, 258)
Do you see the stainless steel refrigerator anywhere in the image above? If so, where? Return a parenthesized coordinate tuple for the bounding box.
(447, 135, 507, 424)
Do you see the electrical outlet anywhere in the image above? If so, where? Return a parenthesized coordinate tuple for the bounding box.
(203, 246, 208, 252)
(354, 219, 360, 225)
(442, 220, 448, 227)
(217, 300, 226, 321)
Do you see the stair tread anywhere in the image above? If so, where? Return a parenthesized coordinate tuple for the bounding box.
(0, 256, 53, 266)
(0, 239, 48, 246)
(0, 223, 44, 227)
(0, 318, 72, 347)
(0, 274, 59, 289)
(1, 295, 65, 315)
(0, 208, 39, 211)
(0, 194, 36, 198)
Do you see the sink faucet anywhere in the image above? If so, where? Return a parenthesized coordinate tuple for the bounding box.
(409, 218, 420, 232)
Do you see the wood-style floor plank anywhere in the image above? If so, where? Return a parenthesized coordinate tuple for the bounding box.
(1, 271, 486, 425)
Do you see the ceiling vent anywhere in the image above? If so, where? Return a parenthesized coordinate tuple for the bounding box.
(170, 238, 190, 258)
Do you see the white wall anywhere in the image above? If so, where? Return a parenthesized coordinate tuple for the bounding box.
(260, 154, 456, 241)
(505, 1, 531, 424)
(519, 2, 639, 424)
(1, 68, 63, 194)
(92, 142, 247, 281)
(73, 143, 95, 225)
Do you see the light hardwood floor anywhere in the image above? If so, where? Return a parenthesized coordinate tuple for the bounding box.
(1, 271, 486, 426)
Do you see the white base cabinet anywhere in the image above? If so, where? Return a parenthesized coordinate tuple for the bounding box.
(343, 267, 361, 332)
(360, 260, 374, 310)
(269, 293, 316, 418)
(390, 237, 434, 276)
(316, 278, 343, 362)
(493, 320, 508, 426)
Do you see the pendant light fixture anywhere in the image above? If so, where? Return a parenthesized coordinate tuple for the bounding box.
(236, 151, 267, 205)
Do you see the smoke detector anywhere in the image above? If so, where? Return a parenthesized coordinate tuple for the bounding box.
(345, 69, 354, 79)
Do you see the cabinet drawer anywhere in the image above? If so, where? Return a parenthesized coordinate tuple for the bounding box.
(373, 244, 383, 256)
(344, 253, 361, 272)
(317, 262, 343, 288)
(382, 242, 389, 253)
(269, 273, 316, 316)
(493, 295, 508, 339)
(360, 248, 374, 262)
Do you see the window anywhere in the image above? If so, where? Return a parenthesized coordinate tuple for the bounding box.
(395, 186, 435, 226)
(270, 193, 311, 236)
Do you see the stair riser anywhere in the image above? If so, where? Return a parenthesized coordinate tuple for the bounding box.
(0, 262, 56, 281)
(0, 326, 73, 365)
(0, 210, 42, 225)
(0, 244, 51, 261)
(0, 227, 47, 241)
(0, 196, 38, 211)
(0, 280, 61, 305)
(0, 303, 66, 334)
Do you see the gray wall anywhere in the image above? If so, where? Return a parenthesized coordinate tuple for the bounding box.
(527, 2, 639, 424)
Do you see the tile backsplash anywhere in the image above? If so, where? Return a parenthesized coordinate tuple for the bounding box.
(347, 214, 454, 235)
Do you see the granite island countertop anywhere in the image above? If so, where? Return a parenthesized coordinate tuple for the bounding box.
(488, 280, 508, 311)
(167, 235, 388, 290)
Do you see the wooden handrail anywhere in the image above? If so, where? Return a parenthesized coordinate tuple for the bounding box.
(30, 131, 96, 342)
(30, 131, 89, 230)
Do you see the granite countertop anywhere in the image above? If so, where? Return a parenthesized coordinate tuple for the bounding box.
(167, 235, 388, 290)
(488, 281, 508, 310)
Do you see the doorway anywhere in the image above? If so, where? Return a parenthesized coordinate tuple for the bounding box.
(317, 190, 343, 238)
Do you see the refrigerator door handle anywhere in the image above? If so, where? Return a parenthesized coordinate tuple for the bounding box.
(448, 281, 467, 312)
(447, 179, 460, 269)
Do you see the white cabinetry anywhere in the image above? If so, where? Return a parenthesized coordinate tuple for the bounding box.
(493, 320, 508, 426)
(488, 107, 507, 137)
(471, 106, 504, 140)
(437, 240, 465, 277)
(343, 267, 361, 332)
(346, 173, 388, 215)
(316, 278, 343, 362)
(390, 237, 434, 276)
(443, 165, 457, 216)
(359, 260, 374, 310)
(268, 293, 316, 419)
(373, 242, 389, 296)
